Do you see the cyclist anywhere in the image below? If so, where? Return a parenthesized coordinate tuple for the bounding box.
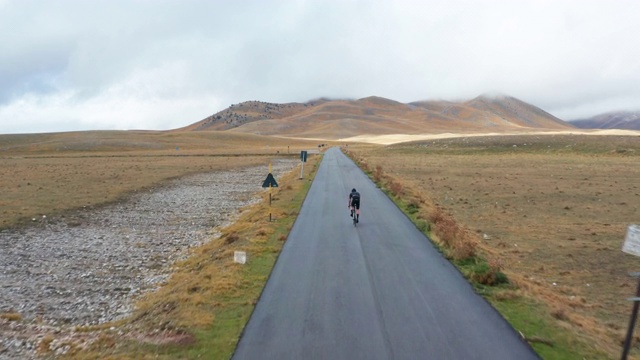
(348, 188, 361, 223)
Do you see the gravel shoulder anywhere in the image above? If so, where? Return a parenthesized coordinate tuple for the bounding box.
(0, 159, 297, 359)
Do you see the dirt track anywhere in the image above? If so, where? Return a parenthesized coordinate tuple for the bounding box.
(0, 159, 297, 359)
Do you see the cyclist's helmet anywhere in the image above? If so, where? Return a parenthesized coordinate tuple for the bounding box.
(352, 188, 357, 192)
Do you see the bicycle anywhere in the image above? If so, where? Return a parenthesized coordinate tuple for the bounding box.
(348, 188, 360, 227)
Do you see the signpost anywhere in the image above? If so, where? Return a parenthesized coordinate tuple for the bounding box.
(262, 163, 278, 222)
(300, 150, 307, 179)
(622, 224, 640, 359)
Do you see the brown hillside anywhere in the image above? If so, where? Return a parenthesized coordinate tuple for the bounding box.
(465, 95, 572, 129)
(177, 99, 330, 131)
(182, 95, 574, 140)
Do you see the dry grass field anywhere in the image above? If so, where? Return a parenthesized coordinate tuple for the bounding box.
(348, 134, 640, 358)
(0, 130, 325, 229)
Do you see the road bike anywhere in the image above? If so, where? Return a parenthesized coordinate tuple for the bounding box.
(350, 206, 358, 227)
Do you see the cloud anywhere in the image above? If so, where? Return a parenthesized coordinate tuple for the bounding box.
(1, 0, 640, 133)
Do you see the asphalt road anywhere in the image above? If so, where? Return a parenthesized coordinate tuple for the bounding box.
(232, 147, 539, 360)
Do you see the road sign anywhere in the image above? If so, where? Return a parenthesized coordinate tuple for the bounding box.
(299, 150, 308, 179)
(623, 225, 640, 256)
(262, 173, 278, 188)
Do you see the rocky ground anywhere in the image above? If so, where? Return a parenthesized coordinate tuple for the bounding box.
(0, 159, 297, 359)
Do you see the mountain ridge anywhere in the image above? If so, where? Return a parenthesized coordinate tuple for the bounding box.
(177, 94, 575, 139)
(570, 111, 640, 130)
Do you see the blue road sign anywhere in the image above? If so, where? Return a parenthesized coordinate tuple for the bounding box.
(262, 173, 278, 188)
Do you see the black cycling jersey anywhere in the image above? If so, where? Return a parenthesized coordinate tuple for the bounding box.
(349, 191, 361, 209)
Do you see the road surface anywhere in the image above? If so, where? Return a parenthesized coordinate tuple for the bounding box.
(232, 147, 539, 359)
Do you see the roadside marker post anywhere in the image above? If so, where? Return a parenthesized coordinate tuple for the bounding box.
(300, 151, 307, 179)
(234, 251, 247, 264)
(262, 163, 278, 222)
(621, 224, 640, 360)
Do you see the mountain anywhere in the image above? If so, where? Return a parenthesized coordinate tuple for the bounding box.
(411, 94, 571, 130)
(570, 111, 640, 130)
(178, 94, 574, 140)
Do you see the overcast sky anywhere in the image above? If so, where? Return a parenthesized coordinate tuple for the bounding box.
(1, 0, 639, 134)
